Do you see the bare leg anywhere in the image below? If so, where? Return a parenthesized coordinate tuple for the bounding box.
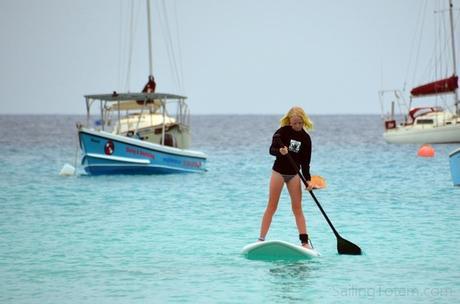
(259, 171, 284, 240)
(286, 175, 311, 248)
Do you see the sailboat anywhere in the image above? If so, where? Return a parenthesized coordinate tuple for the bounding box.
(380, 0, 460, 144)
(76, 0, 207, 174)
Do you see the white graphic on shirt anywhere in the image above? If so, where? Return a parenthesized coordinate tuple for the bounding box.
(289, 139, 301, 153)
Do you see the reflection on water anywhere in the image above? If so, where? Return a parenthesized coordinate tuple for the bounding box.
(269, 261, 319, 280)
(267, 261, 322, 302)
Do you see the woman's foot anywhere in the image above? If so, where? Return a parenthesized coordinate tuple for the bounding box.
(302, 242, 313, 249)
(299, 233, 311, 249)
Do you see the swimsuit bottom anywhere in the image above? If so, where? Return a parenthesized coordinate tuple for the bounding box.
(281, 174, 296, 183)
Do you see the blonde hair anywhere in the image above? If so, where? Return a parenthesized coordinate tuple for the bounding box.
(280, 106, 313, 130)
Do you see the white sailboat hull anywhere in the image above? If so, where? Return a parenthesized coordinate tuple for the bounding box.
(383, 124, 460, 144)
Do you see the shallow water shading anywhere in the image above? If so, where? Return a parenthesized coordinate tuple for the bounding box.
(0, 114, 458, 303)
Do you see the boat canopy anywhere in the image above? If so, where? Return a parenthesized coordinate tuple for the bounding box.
(410, 75, 458, 97)
(84, 92, 187, 102)
(408, 106, 443, 123)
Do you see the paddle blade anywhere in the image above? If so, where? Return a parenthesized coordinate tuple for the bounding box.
(337, 236, 362, 255)
(310, 175, 327, 189)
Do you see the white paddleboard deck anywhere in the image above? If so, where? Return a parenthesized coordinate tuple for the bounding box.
(242, 240, 320, 260)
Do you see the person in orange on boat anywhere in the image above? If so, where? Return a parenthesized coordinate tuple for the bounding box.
(258, 106, 314, 249)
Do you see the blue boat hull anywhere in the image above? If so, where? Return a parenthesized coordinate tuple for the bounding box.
(78, 128, 206, 175)
(449, 148, 460, 186)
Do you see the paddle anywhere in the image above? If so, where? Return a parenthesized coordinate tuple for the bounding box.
(273, 134, 361, 255)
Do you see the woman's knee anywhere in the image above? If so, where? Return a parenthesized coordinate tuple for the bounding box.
(291, 203, 303, 216)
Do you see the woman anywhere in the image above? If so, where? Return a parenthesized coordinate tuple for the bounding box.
(258, 106, 314, 249)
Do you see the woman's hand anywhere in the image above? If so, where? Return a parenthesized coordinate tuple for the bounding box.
(305, 181, 314, 191)
(279, 146, 288, 155)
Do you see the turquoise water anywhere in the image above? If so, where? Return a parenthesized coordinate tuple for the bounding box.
(0, 115, 459, 303)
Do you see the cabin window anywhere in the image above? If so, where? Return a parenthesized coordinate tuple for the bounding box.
(416, 119, 433, 125)
(162, 133, 176, 147)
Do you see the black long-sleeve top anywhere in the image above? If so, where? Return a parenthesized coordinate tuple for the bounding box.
(269, 126, 311, 181)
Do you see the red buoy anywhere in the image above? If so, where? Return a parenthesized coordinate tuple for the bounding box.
(417, 144, 435, 157)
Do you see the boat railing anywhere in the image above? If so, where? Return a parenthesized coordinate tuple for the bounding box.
(378, 89, 408, 121)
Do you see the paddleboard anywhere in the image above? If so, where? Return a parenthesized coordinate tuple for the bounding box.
(242, 240, 320, 260)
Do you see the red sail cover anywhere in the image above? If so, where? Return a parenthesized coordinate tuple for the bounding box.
(411, 75, 458, 97)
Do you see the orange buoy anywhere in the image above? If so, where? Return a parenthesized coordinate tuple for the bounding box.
(417, 144, 435, 157)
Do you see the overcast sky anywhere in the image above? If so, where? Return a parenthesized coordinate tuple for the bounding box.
(0, 0, 455, 115)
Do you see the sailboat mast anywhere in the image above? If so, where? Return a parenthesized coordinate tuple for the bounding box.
(146, 0, 154, 77)
(448, 0, 459, 114)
